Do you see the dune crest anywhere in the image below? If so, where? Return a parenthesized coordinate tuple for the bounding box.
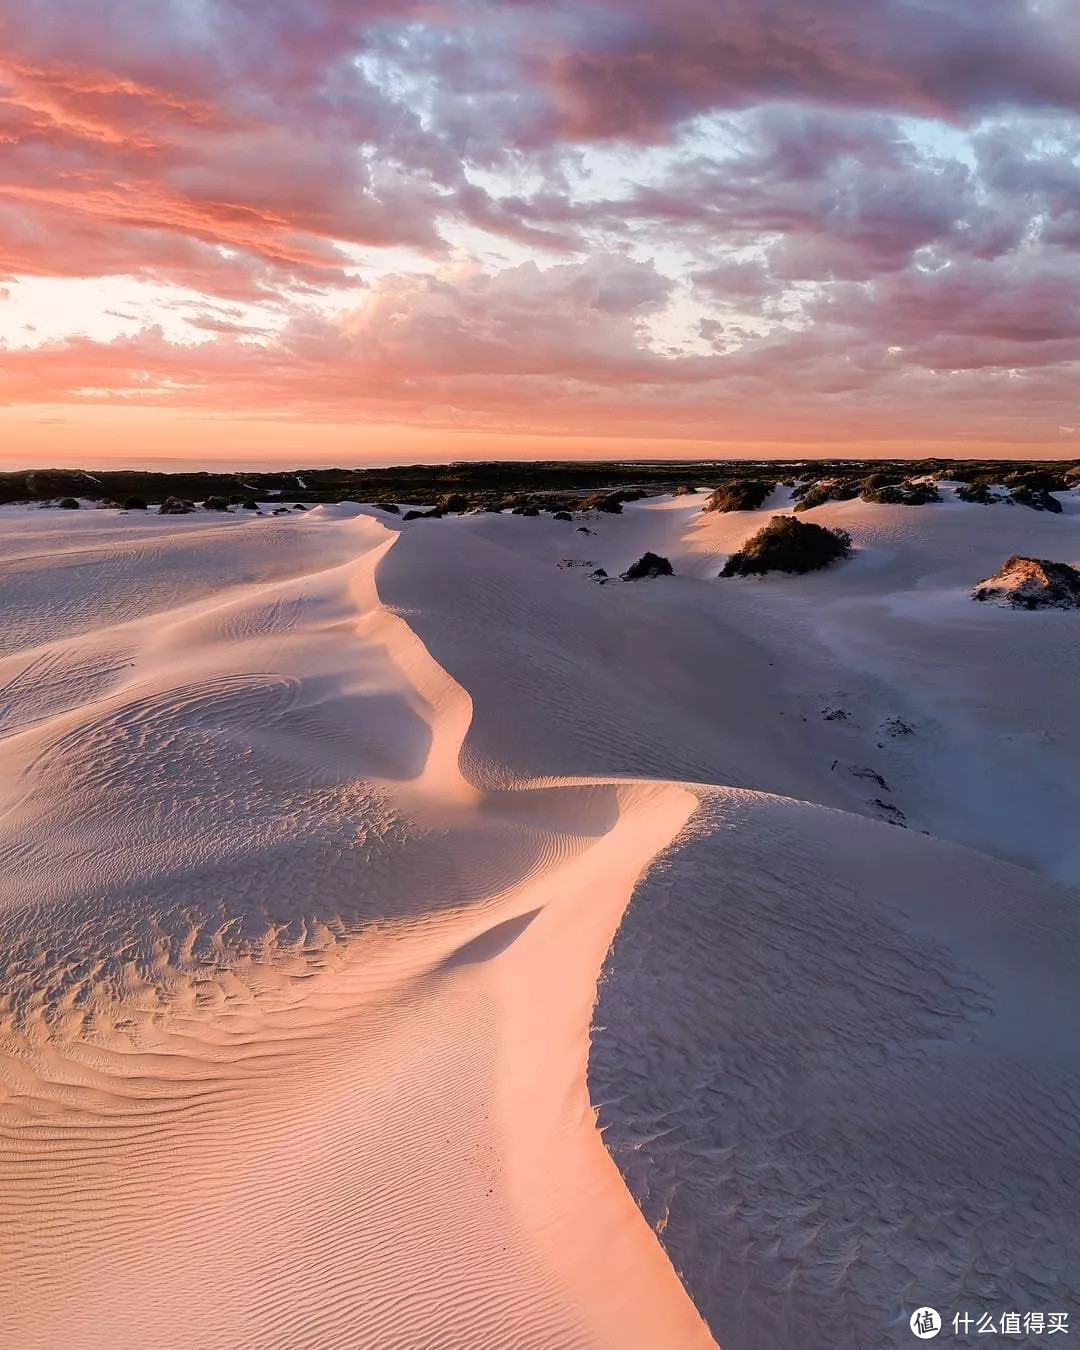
(0, 507, 712, 1349)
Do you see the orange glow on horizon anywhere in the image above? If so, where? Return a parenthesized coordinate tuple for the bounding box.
(1, 405, 1075, 472)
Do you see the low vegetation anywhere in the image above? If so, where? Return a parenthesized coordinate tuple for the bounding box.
(952, 468, 1069, 511)
(578, 492, 626, 514)
(792, 477, 861, 512)
(861, 479, 940, 505)
(956, 481, 997, 504)
(702, 479, 775, 513)
(1010, 486, 1062, 513)
(0, 459, 1074, 515)
(622, 552, 674, 580)
(721, 516, 853, 576)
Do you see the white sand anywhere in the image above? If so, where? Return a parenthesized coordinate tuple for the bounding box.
(0, 489, 1078, 1348)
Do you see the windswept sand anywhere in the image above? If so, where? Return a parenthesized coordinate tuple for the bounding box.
(1, 489, 1079, 1348)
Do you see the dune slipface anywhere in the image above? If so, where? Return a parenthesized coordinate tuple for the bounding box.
(2, 488, 1079, 1349)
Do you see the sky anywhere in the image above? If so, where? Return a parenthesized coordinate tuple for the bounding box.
(2, 0, 1080, 467)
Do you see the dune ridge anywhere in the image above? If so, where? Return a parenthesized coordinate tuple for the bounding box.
(0, 506, 713, 1349)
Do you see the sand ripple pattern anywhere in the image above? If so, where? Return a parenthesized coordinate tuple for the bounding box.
(0, 510, 711, 1350)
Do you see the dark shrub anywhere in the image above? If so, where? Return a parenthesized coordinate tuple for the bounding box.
(371, 501, 400, 514)
(792, 478, 860, 512)
(703, 479, 774, 513)
(579, 492, 624, 514)
(957, 480, 996, 504)
(1011, 487, 1062, 513)
(57, 497, 80, 509)
(439, 493, 469, 513)
(553, 510, 573, 520)
(512, 504, 540, 517)
(672, 484, 698, 496)
(861, 479, 940, 505)
(622, 552, 674, 580)
(122, 496, 147, 510)
(203, 495, 230, 511)
(240, 498, 259, 511)
(1004, 469, 1069, 493)
(721, 515, 852, 576)
(159, 496, 195, 515)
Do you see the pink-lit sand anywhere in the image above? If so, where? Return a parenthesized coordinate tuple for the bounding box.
(1, 486, 1078, 1348)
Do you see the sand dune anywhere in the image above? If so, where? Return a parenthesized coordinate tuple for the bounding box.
(1, 489, 1078, 1347)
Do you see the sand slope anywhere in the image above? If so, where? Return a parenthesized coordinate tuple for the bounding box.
(0, 506, 711, 1349)
(1, 491, 1079, 1348)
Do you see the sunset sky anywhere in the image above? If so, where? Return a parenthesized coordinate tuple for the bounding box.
(2, 0, 1080, 466)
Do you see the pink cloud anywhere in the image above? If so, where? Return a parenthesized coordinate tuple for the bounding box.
(529, 0, 1080, 142)
(3, 0, 1080, 455)
(2, 251, 1078, 456)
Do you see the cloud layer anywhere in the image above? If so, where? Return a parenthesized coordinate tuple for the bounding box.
(3, 0, 1080, 453)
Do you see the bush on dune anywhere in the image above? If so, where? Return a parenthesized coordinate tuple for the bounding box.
(57, 497, 80, 509)
(1005, 469, 1069, 493)
(791, 478, 860, 512)
(622, 552, 674, 580)
(1010, 486, 1063, 513)
(578, 492, 626, 514)
(702, 479, 775, 513)
(956, 480, 997, 504)
(861, 479, 940, 505)
(721, 515, 853, 577)
(122, 496, 147, 511)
